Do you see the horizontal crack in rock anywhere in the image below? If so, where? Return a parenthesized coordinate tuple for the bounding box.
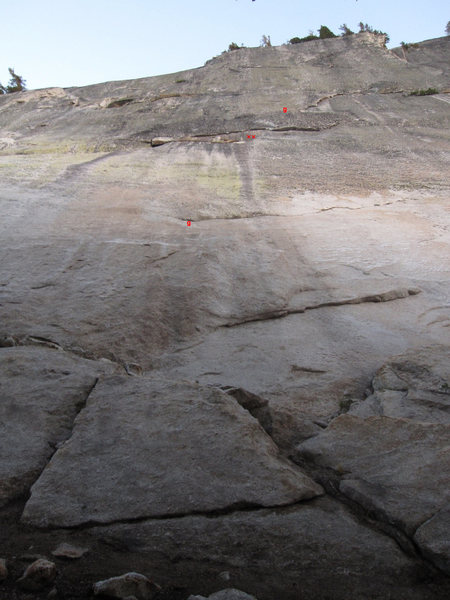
(223, 288, 421, 328)
(29, 498, 320, 532)
(141, 124, 337, 147)
(0, 335, 130, 374)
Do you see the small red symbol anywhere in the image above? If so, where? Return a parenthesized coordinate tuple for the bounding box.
(187, 221, 191, 226)
(247, 135, 251, 138)
(247, 135, 255, 139)
(283, 107, 287, 113)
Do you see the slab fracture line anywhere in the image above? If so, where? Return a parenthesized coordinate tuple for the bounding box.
(30, 497, 321, 532)
(22, 376, 100, 504)
(223, 289, 421, 328)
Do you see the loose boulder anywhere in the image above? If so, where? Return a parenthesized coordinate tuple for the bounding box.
(51, 542, 89, 559)
(93, 572, 160, 600)
(17, 558, 57, 591)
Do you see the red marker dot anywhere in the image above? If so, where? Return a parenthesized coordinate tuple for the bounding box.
(187, 221, 191, 226)
(283, 107, 287, 113)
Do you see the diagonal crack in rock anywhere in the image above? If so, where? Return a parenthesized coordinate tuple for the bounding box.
(223, 287, 421, 328)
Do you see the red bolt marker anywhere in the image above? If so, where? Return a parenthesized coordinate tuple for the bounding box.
(187, 221, 191, 226)
(283, 107, 287, 113)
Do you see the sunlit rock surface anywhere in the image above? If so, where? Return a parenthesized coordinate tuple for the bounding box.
(0, 33, 449, 599)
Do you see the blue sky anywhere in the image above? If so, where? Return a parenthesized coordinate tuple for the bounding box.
(1, 0, 448, 90)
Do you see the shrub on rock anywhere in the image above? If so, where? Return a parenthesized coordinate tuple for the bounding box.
(318, 25, 337, 39)
(0, 67, 26, 94)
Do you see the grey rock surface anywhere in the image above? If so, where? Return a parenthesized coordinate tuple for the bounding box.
(295, 415, 450, 535)
(0, 346, 115, 506)
(22, 378, 322, 527)
(415, 505, 450, 575)
(17, 558, 57, 591)
(349, 346, 450, 423)
(51, 542, 89, 559)
(90, 497, 426, 600)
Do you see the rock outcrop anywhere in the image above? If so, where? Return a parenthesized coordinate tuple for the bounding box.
(0, 32, 449, 600)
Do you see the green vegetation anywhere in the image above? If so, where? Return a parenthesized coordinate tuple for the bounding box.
(339, 24, 354, 36)
(446, 21, 450, 35)
(289, 34, 318, 44)
(228, 20, 391, 50)
(339, 397, 354, 413)
(289, 25, 337, 44)
(175, 79, 187, 83)
(409, 87, 439, 96)
(288, 22, 393, 45)
(401, 41, 419, 50)
(318, 25, 337, 39)
(0, 67, 26, 94)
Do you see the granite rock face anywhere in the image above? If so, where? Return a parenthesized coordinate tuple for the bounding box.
(1, 32, 449, 599)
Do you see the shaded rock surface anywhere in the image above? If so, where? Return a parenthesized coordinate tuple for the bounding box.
(90, 497, 429, 600)
(295, 414, 450, 534)
(188, 590, 257, 600)
(0, 32, 449, 600)
(0, 346, 115, 506)
(0, 558, 7, 581)
(415, 505, 450, 575)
